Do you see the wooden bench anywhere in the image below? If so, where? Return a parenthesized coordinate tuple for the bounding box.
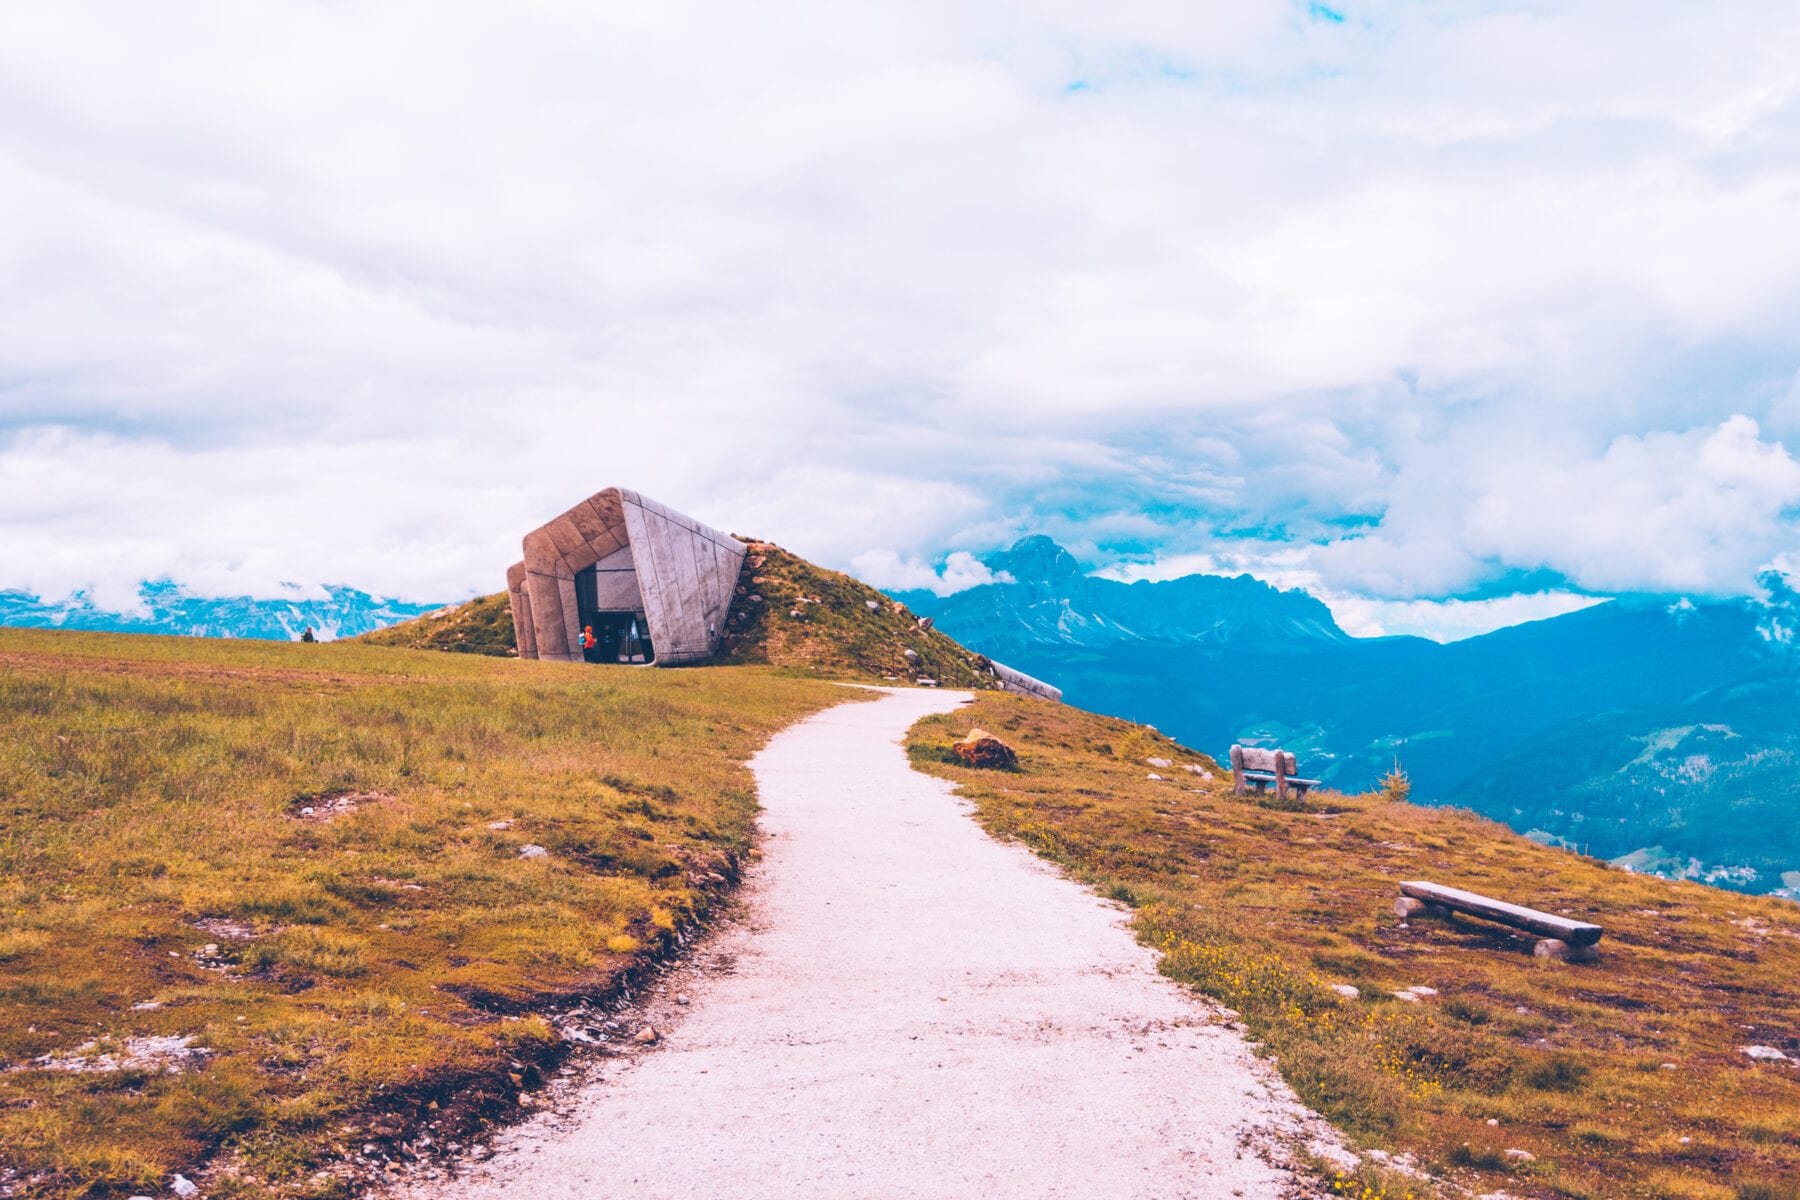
(1229, 745, 1321, 802)
(1396, 880, 1604, 962)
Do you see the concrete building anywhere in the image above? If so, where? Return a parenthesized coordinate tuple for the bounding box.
(988, 660, 1063, 702)
(508, 487, 745, 665)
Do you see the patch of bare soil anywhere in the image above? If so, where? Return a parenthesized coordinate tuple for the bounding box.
(289, 789, 395, 821)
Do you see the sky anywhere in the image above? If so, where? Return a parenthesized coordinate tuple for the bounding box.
(4, 1, 1800, 641)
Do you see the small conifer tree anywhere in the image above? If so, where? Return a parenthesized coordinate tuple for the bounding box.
(1379, 758, 1411, 803)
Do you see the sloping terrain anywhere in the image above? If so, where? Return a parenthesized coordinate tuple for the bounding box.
(909, 693, 1800, 1200)
(0, 629, 849, 1198)
(356, 592, 516, 656)
(906, 538, 1800, 893)
(711, 540, 997, 687)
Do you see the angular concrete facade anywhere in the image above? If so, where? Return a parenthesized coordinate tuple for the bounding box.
(510, 488, 746, 665)
(989, 659, 1063, 702)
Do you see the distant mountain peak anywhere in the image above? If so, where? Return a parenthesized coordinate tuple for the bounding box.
(986, 535, 1085, 585)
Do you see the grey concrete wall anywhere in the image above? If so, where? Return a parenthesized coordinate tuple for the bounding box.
(990, 660, 1063, 702)
(506, 562, 537, 660)
(514, 487, 744, 666)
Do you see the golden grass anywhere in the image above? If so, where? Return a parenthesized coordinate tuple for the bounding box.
(0, 629, 850, 1198)
(909, 694, 1800, 1200)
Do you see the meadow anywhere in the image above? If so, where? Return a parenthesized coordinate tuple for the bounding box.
(910, 695, 1800, 1200)
(0, 629, 848, 1197)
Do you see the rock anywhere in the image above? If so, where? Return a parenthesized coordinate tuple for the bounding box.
(1742, 1045, 1790, 1061)
(201, 944, 219, 956)
(633, 1026, 659, 1045)
(749, 594, 763, 603)
(1660, 1062, 1679, 1070)
(903, 648, 918, 660)
(915, 678, 938, 687)
(300, 806, 315, 815)
(916, 616, 933, 631)
(1678, 1136, 1692, 1144)
(952, 729, 1017, 769)
(171, 1176, 199, 1197)
(1410, 986, 1439, 996)
(486, 819, 513, 831)
(1504, 1149, 1535, 1162)
(1146, 757, 1172, 768)
(865, 599, 880, 611)
(518, 844, 549, 860)
(1486, 1118, 1500, 1126)
(1330, 984, 1359, 1000)
(789, 609, 804, 618)
(1146, 773, 1164, 781)
(676, 993, 690, 1006)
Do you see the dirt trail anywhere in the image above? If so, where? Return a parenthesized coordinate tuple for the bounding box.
(410, 687, 1344, 1199)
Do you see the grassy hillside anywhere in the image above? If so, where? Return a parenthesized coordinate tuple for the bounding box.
(713, 540, 997, 687)
(0, 629, 851, 1198)
(354, 540, 1001, 689)
(354, 592, 515, 656)
(909, 695, 1800, 1200)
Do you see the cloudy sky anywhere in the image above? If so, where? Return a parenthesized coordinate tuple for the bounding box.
(5, 1, 1800, 639)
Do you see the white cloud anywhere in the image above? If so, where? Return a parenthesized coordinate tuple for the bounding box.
(850, 550, 1012, 596)
(1321, 591, 1609, 643)
(1317, 415, 1800, 598)
(4, 2, 1800, 616)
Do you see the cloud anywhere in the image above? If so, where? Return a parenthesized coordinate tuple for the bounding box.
(1316, 415, 1800, 598)
(1322, 591, 1609, 643)
(4, 2, 1800, 617)
(850, 550, 1013, 596)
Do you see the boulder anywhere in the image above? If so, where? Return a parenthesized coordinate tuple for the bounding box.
(952, 729, 1017, 770)
(916, 616, 934, 631)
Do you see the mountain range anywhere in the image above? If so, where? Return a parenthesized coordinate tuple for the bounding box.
(0, 581, 442, 642)
(900, 537, 1800, 899)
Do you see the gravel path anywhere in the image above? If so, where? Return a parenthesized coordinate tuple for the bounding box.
(412, 687, 1346, 1199)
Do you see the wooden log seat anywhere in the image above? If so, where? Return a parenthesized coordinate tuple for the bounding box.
(1229, 745, 1322, 802)
(1396, 880, 1604, 962)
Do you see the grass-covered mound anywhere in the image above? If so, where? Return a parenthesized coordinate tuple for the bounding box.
(909, 695, 1800, 1200)
(713, 540, 996, 688)
(355, 591, 514, 656)
(0, 629, 852, 1198)
(354, 540, 1001, 689)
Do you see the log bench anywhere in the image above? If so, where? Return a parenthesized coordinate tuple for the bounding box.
(1396, 880, 1604, 962)
(1229, 745, 1321, 803)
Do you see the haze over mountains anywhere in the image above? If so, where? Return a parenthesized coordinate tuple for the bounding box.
(0, 582, 439, 642)
(900, 537, 1800, 899)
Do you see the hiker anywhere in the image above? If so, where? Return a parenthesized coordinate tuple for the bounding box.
(301, 627, 315, 643)
(581, 624, 599, 663)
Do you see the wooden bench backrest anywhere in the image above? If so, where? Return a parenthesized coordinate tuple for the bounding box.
(1232, 746, 1296, 775)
